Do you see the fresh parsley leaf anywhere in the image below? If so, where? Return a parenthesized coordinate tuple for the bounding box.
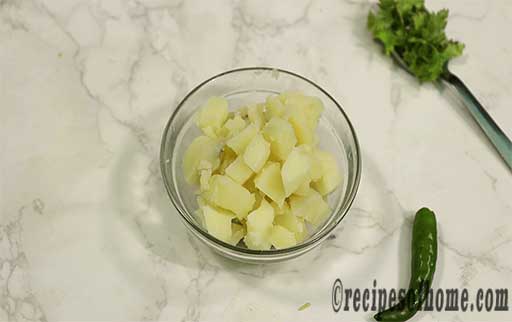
(367, 0, 464, 82)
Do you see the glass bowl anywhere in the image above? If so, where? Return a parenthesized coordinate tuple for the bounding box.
(160, 67, 361, 263)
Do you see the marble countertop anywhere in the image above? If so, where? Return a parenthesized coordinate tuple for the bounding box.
(1, 0, 511, 321)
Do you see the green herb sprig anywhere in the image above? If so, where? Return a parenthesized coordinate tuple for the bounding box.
(368, 0, 464, 82)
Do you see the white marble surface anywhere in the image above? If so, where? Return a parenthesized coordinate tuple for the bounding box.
(1, 0, 511, 321)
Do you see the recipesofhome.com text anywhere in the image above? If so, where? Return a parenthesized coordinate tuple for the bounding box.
(332, 279, 509, 313)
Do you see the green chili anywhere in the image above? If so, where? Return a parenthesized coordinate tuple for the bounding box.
(374, 207, 438, 322)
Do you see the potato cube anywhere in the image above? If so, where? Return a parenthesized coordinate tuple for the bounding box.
(196, 97, 229, 135)
(247, 199, 274, 232)
(278, 91, 304, 104)
(296, 144, 313, 153)
(269, 225, 297, 249)
(243, 134, 270, 173)
(229, 223, 246, 246)
(274, 212, 304, 234)
(205, 175, 255, 219)
(237, 106, 248, 119)
(294, 219, 308, 242)
(280, 92, 324, 129)
(281, 148, 311, 197)
(226, 124, 258, 155)
(247, 104, 265, 129)
(245, 199, 274, 250)
(254, 162, 285, 206)
(309, 151, 324, 181)
(201, 126, 217, 139)
(312, 150, 342, 195)
(199, 168, 212, 192)
(182, 136, 221, 184)
(197, 195, 207, 208)
(225, 156, 253, 184)
(289, 189, 330, 226)
(202, 204, 234, 243)
(307, 96, 324, 124)
(271, 200, 290, 216)
(293, 181, 311, 196)
(216, 147, 237, 175)
(244, 232, 271, 250)
(288, 111, 315, 145)
(265, 95, 286, 120)
(262, 117, 297, 161)
(197, 159, 213, 171)
(285, 94, 323, 129)
(220, 115, 247, 138)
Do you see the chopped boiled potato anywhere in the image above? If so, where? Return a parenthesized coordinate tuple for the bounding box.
(289, 189, 330, 226)
(310, 151, 324, 181)
(204, 175, 255, 219)
(225, 156, 253, 184)
(197, 195, 207, 208)
(183, 136, 221, 184)
(295, 145, 322, 182)
(226, 124, 258, 155)
(307, 96, 324, 124)
(201, 126, 217, 138)
(202, 204, 234, 243)
(312, 150, 342, 195)
(197, 159, 213, 171)
(278, 91, 303, 104)
(288, 111, 315, 145)
(296, 144, 313, 153)
(237, 106, 248, 119)
(269, 225, 297, 249)
(184, 92, 341, 250)
(283, 93, 323, 129)
(197, 160, 214, 188)
(216, 147, 237, 175)
(271, 200, 290, 216)
(262, 117, 297, 161)
(196, 96, 229, 136)
(247, 104, 265, 129)
(199, 168, 212, 192)
(294, 219, 308, 242)
(274, 212, 304, 234)
(265, 95, 286, 120)
(247, 199, 274, 232)
(245, 199, 275, 250)
(254, 162, 285, 206)
(229, 223, 246, 246)
(293, 181, 311, 196)
(281, 147, 311, 197)
(220, 115, 247, 138)
(243, 134, 270, 173)
(244, 232, 271, 250)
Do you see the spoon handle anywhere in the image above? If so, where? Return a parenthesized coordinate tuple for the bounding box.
(442, 71, 512, 171)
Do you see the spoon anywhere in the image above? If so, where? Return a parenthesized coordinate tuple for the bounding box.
(391, 51, 512, 171)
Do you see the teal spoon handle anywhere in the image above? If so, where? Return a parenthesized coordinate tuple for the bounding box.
(442, 71, 512, 171)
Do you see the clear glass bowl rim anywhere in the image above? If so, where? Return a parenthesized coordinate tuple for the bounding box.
(160, 66, 362, 257)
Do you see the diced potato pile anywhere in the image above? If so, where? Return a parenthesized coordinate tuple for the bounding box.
(182, 92, 342, 250)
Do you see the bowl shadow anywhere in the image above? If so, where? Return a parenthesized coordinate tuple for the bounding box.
(106, 104, 215, 270)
